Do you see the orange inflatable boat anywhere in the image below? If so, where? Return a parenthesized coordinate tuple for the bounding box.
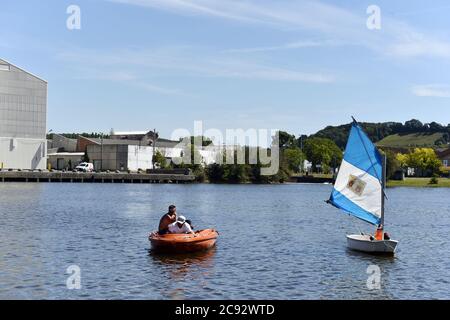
(149, 229, 219, 253)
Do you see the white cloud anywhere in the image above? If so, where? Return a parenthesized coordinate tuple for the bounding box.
(135, 82, 183, 95)
(109, 0, 263, 23)
(68, 66, 184, 96)
(412, 84, 450, 98)
(225, 40, 340, 53)
(58, 47, 335, 83)
(108, 0, 450, 60)
(385, 24, 450, 59)
(109, 0, 362, 33)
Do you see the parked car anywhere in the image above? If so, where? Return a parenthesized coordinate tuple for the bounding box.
(75, 162, 94, 172)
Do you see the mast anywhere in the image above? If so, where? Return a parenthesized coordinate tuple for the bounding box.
(380, 153, 386, 228)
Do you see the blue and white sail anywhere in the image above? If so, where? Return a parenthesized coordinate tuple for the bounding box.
(328, 121, 383, 225)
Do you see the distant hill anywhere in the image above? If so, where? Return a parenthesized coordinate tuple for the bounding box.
(377, 132, 446, 148)
(311, 119, 450, 150)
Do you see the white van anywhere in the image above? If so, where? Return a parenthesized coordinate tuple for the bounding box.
(75, 162, 94, 172)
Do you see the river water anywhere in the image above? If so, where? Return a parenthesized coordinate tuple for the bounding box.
(0, 183, 449, 299)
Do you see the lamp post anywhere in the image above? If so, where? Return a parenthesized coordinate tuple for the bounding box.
(100, 133, 103, 171)
(299, 134, 304, 174)
(152, 128, 158, 169)
(45, 129, 53, 171)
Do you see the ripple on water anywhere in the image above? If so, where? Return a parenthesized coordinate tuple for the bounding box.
(0, 183, 449, 299)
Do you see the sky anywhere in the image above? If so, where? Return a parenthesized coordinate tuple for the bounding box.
(1, 0, 450, 144)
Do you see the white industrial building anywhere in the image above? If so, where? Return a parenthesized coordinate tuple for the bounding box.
(0, 59, 47, 170)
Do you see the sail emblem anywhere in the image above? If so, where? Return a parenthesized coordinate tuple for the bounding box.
(346, 174, 367, 196)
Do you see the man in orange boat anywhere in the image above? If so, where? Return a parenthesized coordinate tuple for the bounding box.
(168, 215, 195, 234)
(158, 205, 177, 235)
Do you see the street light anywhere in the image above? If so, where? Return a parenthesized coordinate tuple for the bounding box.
(100, 133, 103, 171)
(151, 128, 158, 169)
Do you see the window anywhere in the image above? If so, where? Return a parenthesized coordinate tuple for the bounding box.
(0, 64, 10, 71)
(444, 160, 449, 167)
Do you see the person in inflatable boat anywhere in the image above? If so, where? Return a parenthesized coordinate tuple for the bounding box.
(168, 215, 195, 234)
(158, 204, 177, 235)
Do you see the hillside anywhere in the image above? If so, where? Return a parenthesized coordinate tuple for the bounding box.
(377, 132, 446, 148)
(311, 119, 450, 150)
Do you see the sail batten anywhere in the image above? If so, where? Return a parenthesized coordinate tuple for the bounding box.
(329, 122, 383, 226)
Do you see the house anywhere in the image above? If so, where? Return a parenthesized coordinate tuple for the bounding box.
(47, 134, 84, 170)
(437, 148, 450, 169)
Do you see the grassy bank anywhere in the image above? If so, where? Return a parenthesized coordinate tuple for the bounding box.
(387, 177, 450, 188)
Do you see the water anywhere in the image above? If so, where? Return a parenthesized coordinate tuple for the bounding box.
(0, 183, 449, 299)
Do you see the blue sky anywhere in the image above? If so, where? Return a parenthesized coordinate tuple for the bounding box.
(1, 0, 450, 142)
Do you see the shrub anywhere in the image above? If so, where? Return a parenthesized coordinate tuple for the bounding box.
(429, 175, 439, 185)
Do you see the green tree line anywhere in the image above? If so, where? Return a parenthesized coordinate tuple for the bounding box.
(152, 132, 343, 183)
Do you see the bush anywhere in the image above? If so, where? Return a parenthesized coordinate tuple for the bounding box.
(429, 176, 439, 185)
(384, 150, 401, 180)
(192, 166, 206, 182)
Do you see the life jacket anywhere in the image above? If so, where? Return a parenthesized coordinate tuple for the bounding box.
(375, 228, 384, 240)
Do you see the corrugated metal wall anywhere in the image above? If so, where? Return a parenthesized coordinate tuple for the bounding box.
(0, 59, 47, 169)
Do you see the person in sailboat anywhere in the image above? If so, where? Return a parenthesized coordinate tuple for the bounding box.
(327, 117, 398, 254)
(375, 225, 383, 240)
(370, 225, 390, 241)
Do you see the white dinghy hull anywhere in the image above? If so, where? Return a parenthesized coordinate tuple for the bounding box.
(346, 234, 398, 254)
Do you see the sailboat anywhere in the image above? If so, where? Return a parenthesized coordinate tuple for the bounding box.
(327, 118, 398, 254)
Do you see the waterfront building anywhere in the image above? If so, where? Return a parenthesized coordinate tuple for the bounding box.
(83, 135, 221, 171)
(46, 134, 83, 170)
(84, 137, 185, 171)
(47, 152, 85, 170)
(0, 59, 47, 170)
(437, 148, 450, 170)
(45, 131, 247, 172)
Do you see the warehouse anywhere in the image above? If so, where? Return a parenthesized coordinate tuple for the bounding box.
(0, 59, 47, 170)
(85, 138, 184, 171)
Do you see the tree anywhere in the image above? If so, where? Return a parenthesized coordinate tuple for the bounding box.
(204, 146, 290, 184)
(172, 143, 207, 181)
(396, 153, 408, 167)
(427, 122, 444, 133)
(152, 150, 167, 169)
(404, 119, 423, 133)
(223, 164, 250, 183)
(383, 150, 401, 179)
(206, 163, 225, 183)
(303, 138, 342, 172)
(278, 131, 297, 149)
(189, 136, 213, 147)
(283, 147, 304, 173)
(396, 148, 441, 177)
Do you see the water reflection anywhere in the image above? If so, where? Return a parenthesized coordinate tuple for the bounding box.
(148, 248, 217, 299)
(345, 248, 398, 260)
(149, 248, 216, 277)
